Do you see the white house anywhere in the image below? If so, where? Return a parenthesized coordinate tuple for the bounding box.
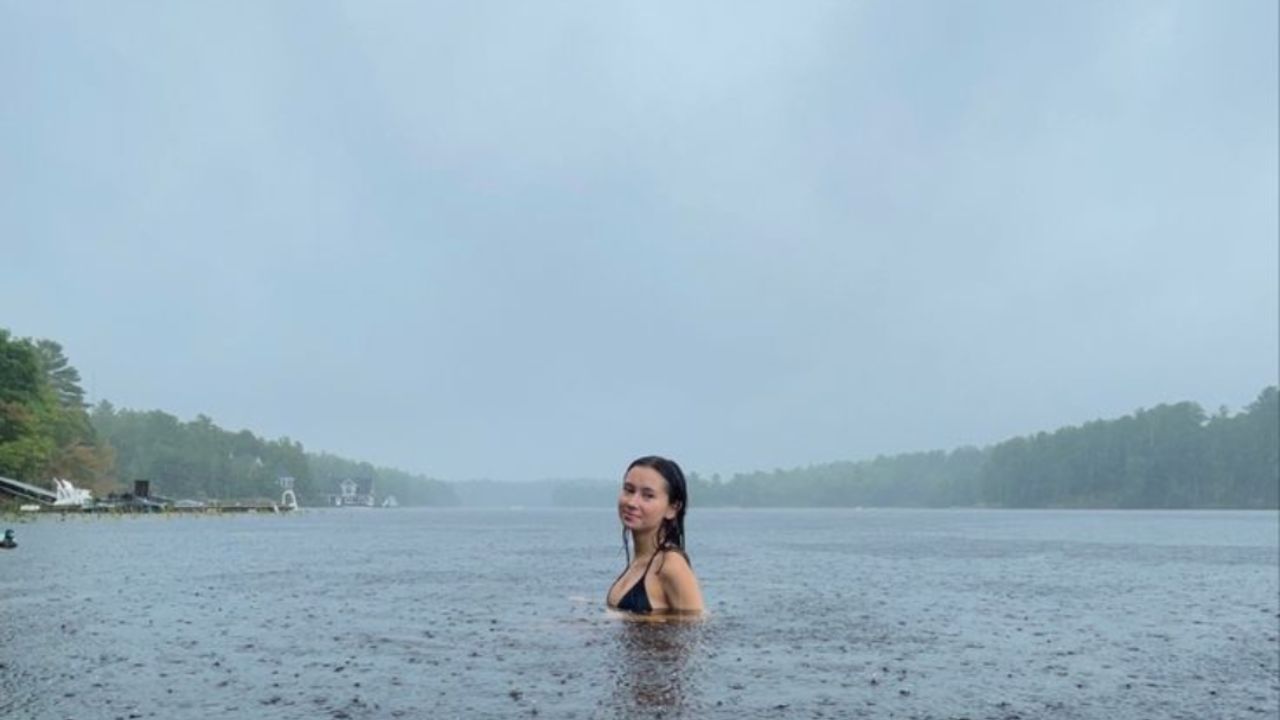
(332, 478, 375, 507)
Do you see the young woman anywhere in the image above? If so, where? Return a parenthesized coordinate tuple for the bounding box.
(606, 456, 704, 615)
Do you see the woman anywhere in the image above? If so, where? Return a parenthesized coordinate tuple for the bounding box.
(606, 456, 704, 615)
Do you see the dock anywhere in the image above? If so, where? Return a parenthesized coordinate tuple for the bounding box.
(0, 475, 57, 505)
(1, 476, 296, 515)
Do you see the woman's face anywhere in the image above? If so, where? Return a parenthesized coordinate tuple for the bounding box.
(618, 465, 677, 534)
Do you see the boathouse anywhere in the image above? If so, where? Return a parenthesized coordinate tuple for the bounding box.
(332, 478, 375, 507)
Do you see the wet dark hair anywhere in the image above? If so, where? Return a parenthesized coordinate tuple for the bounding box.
(621, 455, 690, 565)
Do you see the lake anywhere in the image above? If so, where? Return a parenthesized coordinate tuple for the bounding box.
(1, 508, 1276, 719)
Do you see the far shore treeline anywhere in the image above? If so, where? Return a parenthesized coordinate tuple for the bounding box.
(0, 329, 454, 507)
(1, 329, 1276, 509)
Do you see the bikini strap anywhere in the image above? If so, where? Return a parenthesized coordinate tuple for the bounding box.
(642, 549, 663, 578)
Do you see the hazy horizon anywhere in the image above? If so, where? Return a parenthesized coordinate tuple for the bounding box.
(4, 2, 1276, 482)
(85, 381, 1280, 484)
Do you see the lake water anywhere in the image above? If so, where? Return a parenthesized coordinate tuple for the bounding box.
(1, 508, 1276, 719)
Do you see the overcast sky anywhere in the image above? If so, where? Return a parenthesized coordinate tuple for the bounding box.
(2, 1, 1276, 482)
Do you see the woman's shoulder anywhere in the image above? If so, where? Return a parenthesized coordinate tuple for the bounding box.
(655, 547, 704, 612)
(656, 548, 694, 575)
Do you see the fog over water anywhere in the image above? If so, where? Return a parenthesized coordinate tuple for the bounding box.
(2, 2, 1276, 481)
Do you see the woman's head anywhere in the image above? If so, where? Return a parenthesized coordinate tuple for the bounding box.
(619, 455, 689, 551)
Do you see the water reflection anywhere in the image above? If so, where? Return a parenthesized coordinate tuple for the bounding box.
(607, 615, 705, 715)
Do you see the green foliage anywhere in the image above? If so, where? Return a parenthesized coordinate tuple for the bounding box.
(0, 330, 44, 462)
(975, 395, 1276, 509)
(700, 447, 995, 508)
(93, 406, 304, 502)
(0, 330, 110, 487)
(0, 330, 452, 506)
(33, 340, 87, 409)
(691, 388, 1278, 509)
(6, 328, 1273, 511)
(90, 404, 457, 506)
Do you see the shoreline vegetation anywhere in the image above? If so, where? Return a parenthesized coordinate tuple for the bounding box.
(2, 329, 1276, 511)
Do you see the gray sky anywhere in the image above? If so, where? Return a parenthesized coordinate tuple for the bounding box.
(2, 1, 1276, 482)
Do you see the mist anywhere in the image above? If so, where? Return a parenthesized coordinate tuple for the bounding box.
(3, 1, 1275, 482)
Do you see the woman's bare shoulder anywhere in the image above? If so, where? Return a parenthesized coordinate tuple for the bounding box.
(656, 549, 703, 611)
(657, 550, 695, 577)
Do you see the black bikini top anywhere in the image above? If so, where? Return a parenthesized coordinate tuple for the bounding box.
(609, 551, 663, 614)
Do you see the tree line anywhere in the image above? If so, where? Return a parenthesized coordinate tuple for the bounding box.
(2, 328, 1275, 509)
(676, 388, 1277, 509)
(0, 330, 115, 494)
(0, 329, 455, 506)
(86, 404, 456, 506)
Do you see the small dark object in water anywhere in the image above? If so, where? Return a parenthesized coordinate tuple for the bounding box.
(0, 529, 15, 549)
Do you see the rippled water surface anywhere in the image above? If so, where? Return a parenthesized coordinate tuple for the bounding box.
(1, 508, 1276, 719)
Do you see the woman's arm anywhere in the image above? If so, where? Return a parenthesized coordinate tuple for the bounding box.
(658, 552, 704, 612)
